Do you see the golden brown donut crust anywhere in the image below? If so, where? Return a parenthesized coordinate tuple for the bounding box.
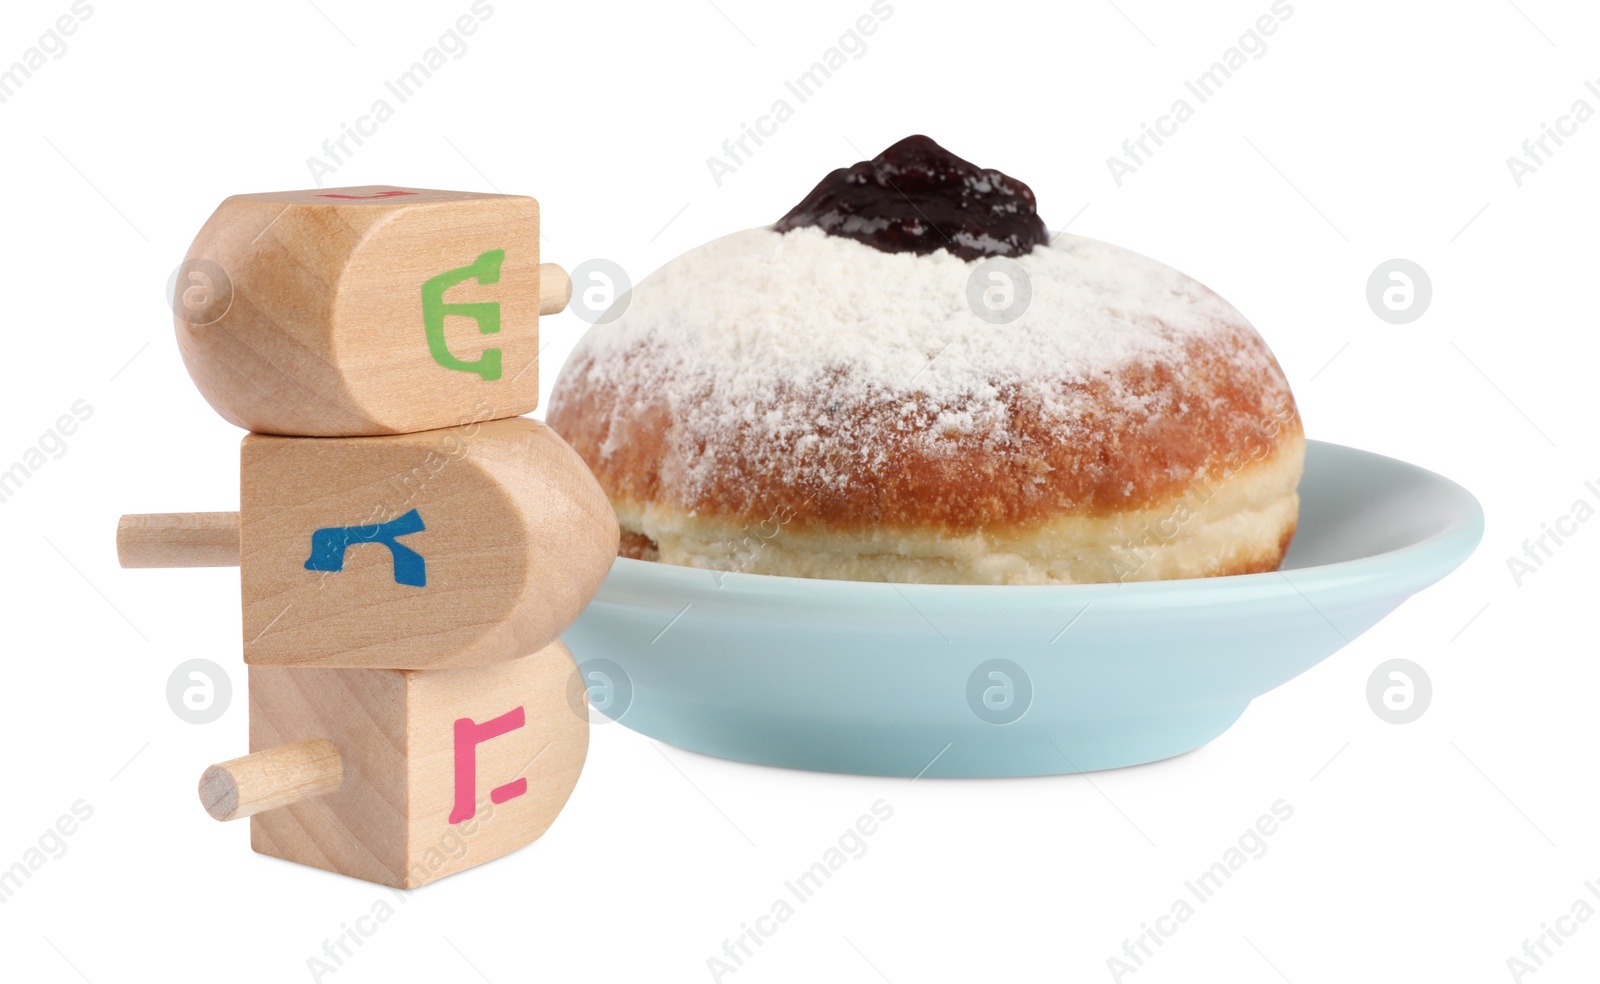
(549, 332, 1300, 540)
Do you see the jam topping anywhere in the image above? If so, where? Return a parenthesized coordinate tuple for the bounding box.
(774, 135, 1049, 261)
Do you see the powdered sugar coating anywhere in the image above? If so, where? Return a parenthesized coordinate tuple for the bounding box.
(555, 225, 1290, 522)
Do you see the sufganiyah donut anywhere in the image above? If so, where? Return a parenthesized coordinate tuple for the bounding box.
(548, 136, 1303, 584)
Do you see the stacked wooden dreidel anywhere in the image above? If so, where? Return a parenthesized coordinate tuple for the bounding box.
(116, 187, 619, 888)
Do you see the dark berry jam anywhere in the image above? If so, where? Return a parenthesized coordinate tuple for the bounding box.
(774, 135, 1049, 261)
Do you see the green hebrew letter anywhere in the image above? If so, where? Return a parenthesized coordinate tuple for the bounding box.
(422, 249, 506, 380)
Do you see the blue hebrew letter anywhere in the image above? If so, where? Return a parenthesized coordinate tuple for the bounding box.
(304, 509, 427, 587)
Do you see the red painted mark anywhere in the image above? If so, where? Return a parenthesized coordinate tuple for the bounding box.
(450, 707, 527, 824)
(319, 190, 418, 200)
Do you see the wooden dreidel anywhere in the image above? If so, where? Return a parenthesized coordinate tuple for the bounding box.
(174, 185, 573, 437)
(198, 640, 589, 888)
(117, 417, 619, 669)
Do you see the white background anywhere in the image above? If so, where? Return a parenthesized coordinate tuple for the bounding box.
(0, 0, 1595, 981)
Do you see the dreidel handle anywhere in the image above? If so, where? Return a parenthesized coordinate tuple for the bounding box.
(199, 739, 344, 822)
(117, 512, 241, 568)
(539, 263, 572, 316)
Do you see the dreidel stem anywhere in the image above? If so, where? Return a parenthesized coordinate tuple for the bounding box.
(117, 512, 241, 568)
(539, 263, 571, 316)
(199, 739, 344, 822)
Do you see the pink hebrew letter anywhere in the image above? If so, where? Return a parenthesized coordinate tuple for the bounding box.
(450, 707, 528, 824)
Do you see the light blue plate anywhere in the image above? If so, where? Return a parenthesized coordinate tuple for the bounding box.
(563, 441, 1483, 777)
